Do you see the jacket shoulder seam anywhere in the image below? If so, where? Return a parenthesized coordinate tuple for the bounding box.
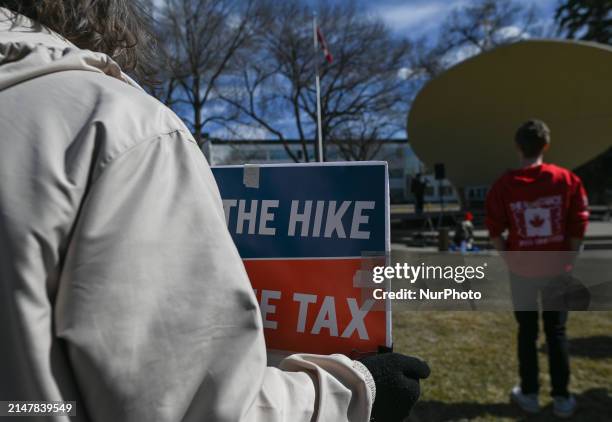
(95, 128, 196, 183)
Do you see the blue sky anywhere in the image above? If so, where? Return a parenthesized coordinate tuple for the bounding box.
(210, 0, 563, 140)
(344, 0, 559, 38)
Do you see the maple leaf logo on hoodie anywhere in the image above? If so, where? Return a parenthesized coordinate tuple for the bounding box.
(524, 208, 552, 237)
(529, 215, 545, 228)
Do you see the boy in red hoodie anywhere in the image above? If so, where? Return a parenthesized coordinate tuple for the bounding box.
(485, 119, 589, 418)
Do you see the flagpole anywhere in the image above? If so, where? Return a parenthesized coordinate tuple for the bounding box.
(313, 13, 324, 162)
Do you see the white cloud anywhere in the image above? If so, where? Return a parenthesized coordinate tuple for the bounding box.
(372, 0, 470, 35)
(441, 44, 480, 67)
(371, 0, 556, 38)
(375, 2, 446, 32)
(397, 67, 427, 79)
(498, 25, 522, 39)
(440, 24, 533, 67)
(495, 25, 531, 42)
(397, 67, 413, 79)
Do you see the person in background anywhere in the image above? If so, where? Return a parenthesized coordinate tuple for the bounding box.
(452, 211, 475, 252)
(485, 119, 589, 418)
(411, 173, 427, 215)
(0, 2, 429, 421)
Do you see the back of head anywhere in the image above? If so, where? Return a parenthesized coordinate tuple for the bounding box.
(514, 119, 551, 159)
(0, 0, 155, 81)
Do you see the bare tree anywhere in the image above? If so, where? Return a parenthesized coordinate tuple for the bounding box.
(443, 0, 538, 52)
(331, 118, 389, 161)
(412, 0, 541, 80)
(153, 0, 268, 148)
(218, 1, 413, 162)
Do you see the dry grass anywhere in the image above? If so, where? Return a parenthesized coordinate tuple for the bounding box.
(392, 311, 612, 422)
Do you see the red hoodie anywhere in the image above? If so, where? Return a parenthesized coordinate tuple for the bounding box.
(486, 163, 589, 276)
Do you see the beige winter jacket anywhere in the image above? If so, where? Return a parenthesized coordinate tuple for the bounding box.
(0, 9, 373, 422)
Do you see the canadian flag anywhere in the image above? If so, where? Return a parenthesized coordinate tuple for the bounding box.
(317, 26, 333, 64)
(524, 208, 553, 237)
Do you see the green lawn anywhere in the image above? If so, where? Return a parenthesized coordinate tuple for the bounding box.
(392, 311, 612, 422)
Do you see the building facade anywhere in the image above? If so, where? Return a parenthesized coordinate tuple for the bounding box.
(205, 139, 458, 204)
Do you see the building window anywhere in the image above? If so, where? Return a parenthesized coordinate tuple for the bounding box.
(270, 150, 288, 160)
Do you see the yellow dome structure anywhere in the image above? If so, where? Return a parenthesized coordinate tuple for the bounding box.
(407, 39, 612, 190)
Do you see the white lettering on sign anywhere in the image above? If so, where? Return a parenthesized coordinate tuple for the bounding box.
(293, 293, 317, 333)
(311, 296, 339, 336)
(350, 201, 375, 240)
(312, 200, 325, 237)
(288, 200, 312, 236)
(290, 293, 372, 339)
(237, 199, 258, 234)
(324, 201, 350, 238)
(341, 298, 373, 340)
(259, 289, 281, 329)
(222, 199, 237, 226)
(223, 200, 375, 239)
(259, 200, 279, 236)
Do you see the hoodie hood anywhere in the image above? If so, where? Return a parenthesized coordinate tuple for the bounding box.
(0, 7, 141, 91)
(507, 164, 546, 184)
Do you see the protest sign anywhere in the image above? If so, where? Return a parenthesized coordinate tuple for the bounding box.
(211, 162, 391, 356)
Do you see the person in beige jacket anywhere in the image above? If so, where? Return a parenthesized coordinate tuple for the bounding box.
(0, 2, 429, 421)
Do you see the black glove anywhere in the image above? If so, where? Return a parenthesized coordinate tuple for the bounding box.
(359, 353, 430, 422)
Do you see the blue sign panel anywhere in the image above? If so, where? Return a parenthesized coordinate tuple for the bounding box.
(211, 162, 388, 259)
